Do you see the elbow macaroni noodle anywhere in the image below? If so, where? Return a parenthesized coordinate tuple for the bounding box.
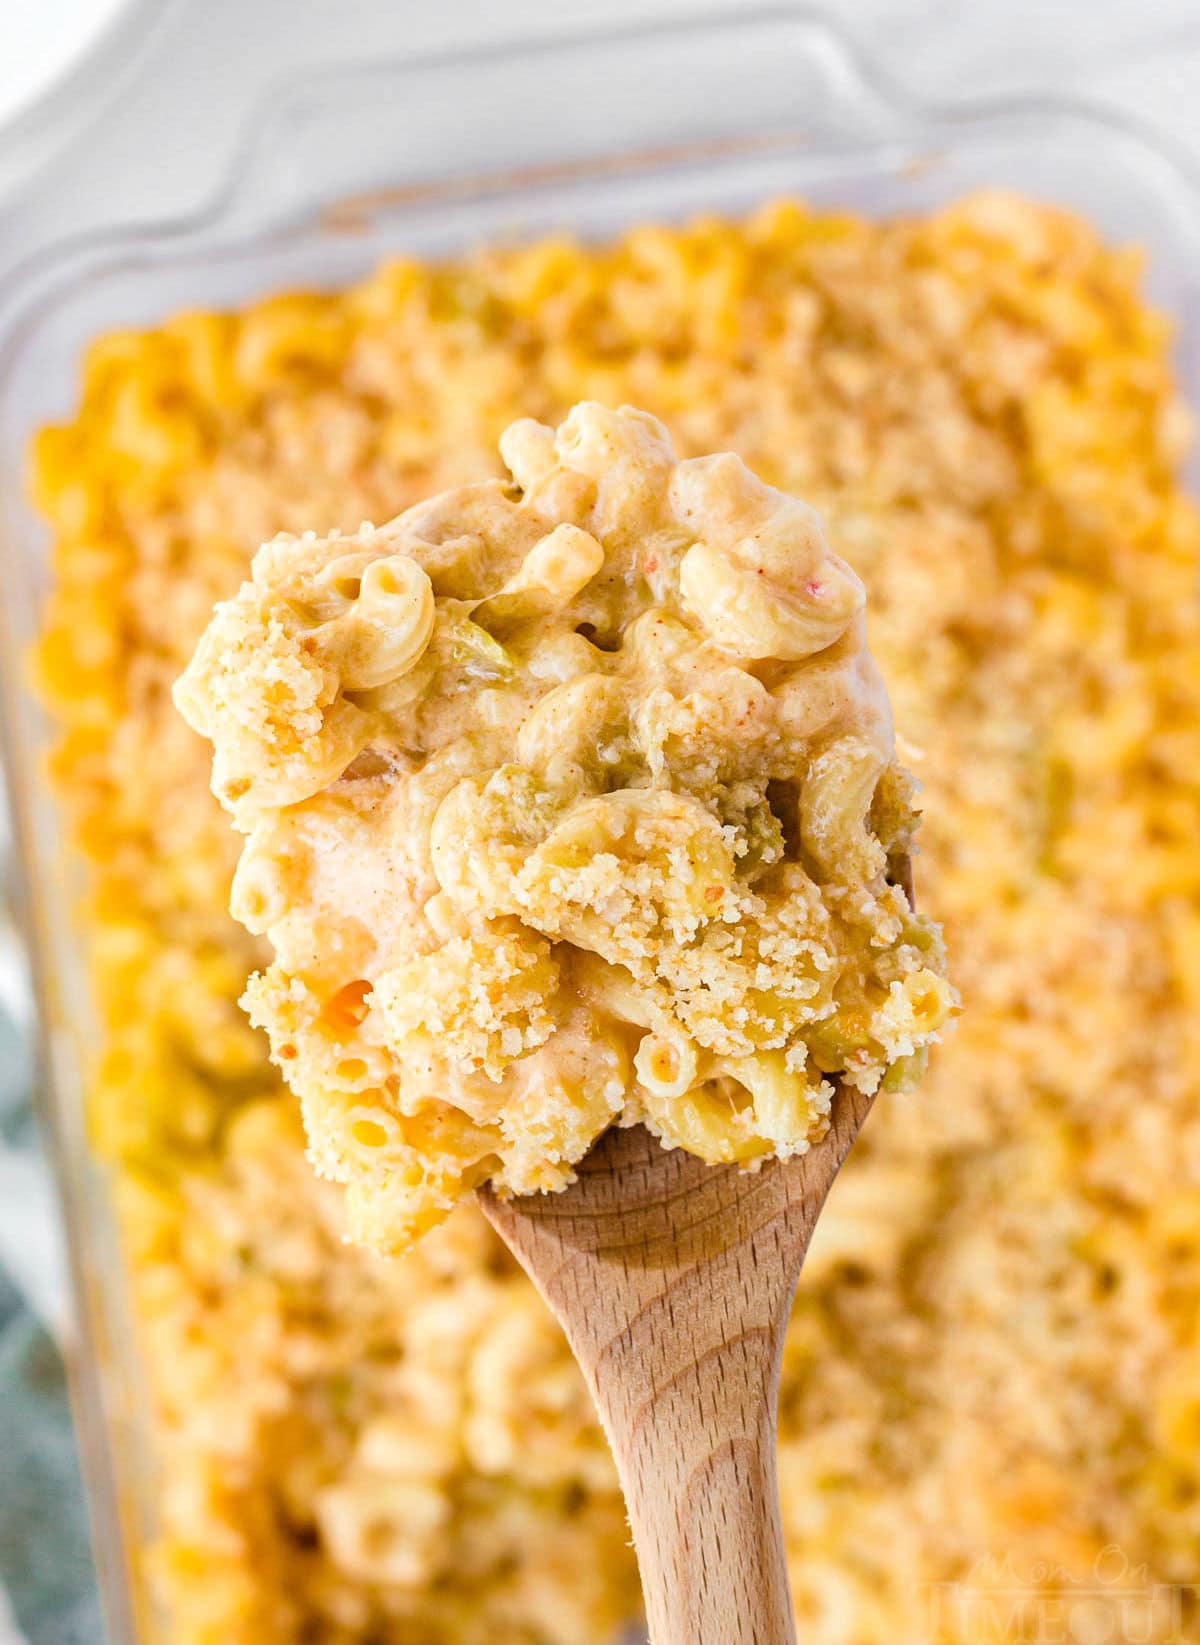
(176, 403, 953, 1249)
(30, 194, 1200, 1645)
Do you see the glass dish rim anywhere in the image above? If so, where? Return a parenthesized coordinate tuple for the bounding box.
(4, 1, 1200, 358)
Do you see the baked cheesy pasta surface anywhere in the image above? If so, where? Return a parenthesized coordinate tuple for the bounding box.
(175, 402, 951, 1250)
(32, 194, 1200, 1644)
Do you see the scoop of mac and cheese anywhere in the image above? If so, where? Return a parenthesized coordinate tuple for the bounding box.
(176, 403, 953, 1251)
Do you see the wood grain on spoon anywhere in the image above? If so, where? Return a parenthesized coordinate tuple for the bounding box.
(482, 1087, 873, 1645)
(480, 863, 908, 1645)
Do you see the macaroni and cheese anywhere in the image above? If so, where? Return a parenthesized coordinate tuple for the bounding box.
(175, 403, 952, 1250)
(31, 194, 1200, 1645)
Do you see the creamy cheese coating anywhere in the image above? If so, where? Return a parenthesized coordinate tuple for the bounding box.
(176, 402, 953, 1250)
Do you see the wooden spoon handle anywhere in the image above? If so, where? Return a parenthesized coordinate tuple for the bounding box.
(483, 1095, 873, 1643)
(593, 1301, 795, 1645)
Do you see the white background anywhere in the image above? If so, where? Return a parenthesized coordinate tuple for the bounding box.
(2, 0, 1200, 271)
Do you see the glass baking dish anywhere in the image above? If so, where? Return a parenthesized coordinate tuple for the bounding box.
(3, 8, 1200, 1642)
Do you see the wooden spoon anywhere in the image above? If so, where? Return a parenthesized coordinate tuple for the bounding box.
(480, 866, 909, 1645)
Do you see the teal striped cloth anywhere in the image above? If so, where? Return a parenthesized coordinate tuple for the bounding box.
(0, 813, 102, 1645)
